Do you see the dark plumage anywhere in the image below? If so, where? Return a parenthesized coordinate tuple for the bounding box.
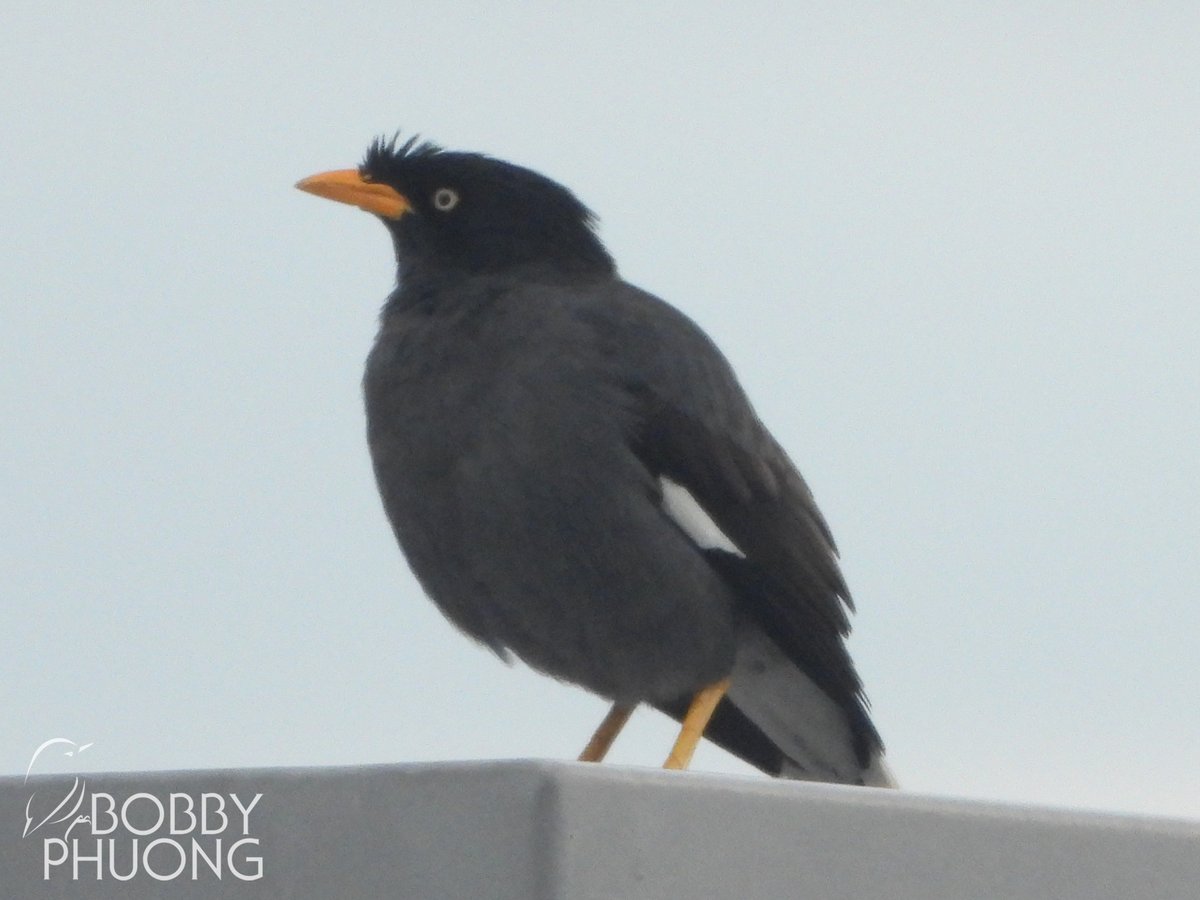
(298, 134, 893, 786)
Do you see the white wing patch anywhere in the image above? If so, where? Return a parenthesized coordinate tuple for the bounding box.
(658, 477, 744, 556)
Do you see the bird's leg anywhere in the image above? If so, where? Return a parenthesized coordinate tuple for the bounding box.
(578, 702, 635, 763)
(663, 678, 731, 770)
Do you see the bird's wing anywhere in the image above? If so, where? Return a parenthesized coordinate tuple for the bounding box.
(577, 283, 881, 769)
(631, 384, 870, 717)
(581, 283, 852, 627)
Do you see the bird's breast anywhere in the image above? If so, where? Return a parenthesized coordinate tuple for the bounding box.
(362, 318, 738, 701)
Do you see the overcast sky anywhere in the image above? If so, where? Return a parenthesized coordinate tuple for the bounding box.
(3, 4, 1197, 821)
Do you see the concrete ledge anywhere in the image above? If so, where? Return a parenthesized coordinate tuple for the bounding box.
(3, 760, 1198, 898)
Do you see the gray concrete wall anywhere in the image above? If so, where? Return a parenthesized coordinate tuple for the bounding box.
(3, 760, 1198, 898)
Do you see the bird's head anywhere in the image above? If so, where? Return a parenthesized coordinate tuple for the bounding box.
(297, 134, 615, 279)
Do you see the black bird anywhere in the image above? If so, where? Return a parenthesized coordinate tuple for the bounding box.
(297, 136, 894, 786)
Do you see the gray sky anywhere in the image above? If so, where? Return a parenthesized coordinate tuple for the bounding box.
(3, 4, 1197, 821)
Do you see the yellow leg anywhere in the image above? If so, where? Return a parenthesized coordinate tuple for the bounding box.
(663, 678, 730, 770)
(578, 702, 635, 763)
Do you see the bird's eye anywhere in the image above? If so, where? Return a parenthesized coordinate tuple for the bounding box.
(432, 187, 460, 212)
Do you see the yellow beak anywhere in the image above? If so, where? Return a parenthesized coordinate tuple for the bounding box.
(295, 169, 411, 219)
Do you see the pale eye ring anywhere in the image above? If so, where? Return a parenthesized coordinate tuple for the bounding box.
(432, 187, 460, 211)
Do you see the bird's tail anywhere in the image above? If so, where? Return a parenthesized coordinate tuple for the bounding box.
(860, 754, 899, 789)
(652, 548, 893, 787)
(724, 622, 895, 787)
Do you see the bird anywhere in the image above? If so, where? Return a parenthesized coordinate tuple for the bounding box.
(297, 134, 894, 787)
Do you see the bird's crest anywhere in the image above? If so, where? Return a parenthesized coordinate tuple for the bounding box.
(363, 132, 443, 172)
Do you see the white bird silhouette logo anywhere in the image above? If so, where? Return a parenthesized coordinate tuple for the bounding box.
(22, 738, 94, 839)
